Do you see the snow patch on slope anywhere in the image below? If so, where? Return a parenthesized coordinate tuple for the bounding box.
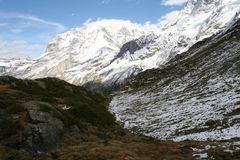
(109, 19, 240, 141)
(0, 58, 34, 77)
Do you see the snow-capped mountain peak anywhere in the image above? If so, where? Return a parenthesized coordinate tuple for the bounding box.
(20, 19, 155, 87)
(1, 1, 240, 89)
(128, 0, 240, 64)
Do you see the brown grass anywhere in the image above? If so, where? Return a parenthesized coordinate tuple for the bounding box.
(51, 133, 194, 160)
(0, 85, 18, 94)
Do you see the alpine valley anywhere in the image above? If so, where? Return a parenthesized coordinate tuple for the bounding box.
(1, 0, 240, 159)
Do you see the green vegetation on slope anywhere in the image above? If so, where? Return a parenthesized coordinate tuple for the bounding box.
(0, 76, 195, 160)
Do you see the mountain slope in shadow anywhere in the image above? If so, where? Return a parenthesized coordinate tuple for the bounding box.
(110, 19, 240, 141)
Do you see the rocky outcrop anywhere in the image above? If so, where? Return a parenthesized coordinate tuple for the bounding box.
(23, 101, 65, 153)
(116, 34, 158, 59)
(0, 76, 114, 156)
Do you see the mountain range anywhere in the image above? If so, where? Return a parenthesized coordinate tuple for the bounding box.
(1, 0, 239, 90)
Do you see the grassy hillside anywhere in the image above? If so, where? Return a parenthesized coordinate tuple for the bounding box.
(0, 76, 196, 160)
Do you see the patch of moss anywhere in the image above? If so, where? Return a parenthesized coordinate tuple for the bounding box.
(41, 96, 57, 103)
(207, 147, 238, 160)
(0, 95, 17, 109)
(39, 103, 53, 112)
(6, 103, 26, 114)
(54, 109, 80, 127)
(0, 119, 20, 138)
(235, 61, 240, 74)
(68, 101, 116, 127)
(178, 127, 210, 135)
(204, 119, 221, 128)
(235, 101, 240, 106)
(226, 107, 240, 116)
(0, 145, 32, 160)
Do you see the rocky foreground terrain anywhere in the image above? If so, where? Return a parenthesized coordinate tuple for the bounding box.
(0, 76, 240, 160)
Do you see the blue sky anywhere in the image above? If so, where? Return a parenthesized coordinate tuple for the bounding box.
(0, 0, 186, 59)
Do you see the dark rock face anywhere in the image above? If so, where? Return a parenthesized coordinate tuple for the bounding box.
(0, 100, 65, 154)
(23, 101, 65, 153)
(118, 41, 141, 57)
(0, 67, 6, 73)
(110, 20, 240, 141)
(0, 77, 117, 157)
(83, 34, 158, 92)
(115, 34, 158, 59)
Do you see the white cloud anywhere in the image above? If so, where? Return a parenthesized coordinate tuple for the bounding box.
(83, 18, 93, 26)
(126, 0, 141, 4)
(101, 0, 111, 4)
(10, 28, 23, 33)
(0, 23, 8, 27)
(0, 12, 66, 32)
(101, 0, 142, 4)
(0, 12, 67, 58)
(158, 10, 180, 26)
(161, 0, 187, 6)
(0, 38, 45, 59)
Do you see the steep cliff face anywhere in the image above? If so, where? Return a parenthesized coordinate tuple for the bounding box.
(110, 19, 240, 141)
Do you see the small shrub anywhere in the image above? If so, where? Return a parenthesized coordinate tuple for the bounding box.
(0, 96, 17, 109)
(6, 103, 26, 114)
(205, 119, 221, 128)
(0, 119, 20, 137)
(41, 96, 56, 103)
(226, 107, 240, 116)
(39, 104, 52, 112)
